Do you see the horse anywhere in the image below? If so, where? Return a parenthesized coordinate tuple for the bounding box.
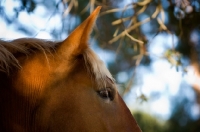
(0, 6, 141, 132)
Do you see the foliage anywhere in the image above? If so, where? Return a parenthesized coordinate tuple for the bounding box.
(133, 111, 167, 132)
(133, 109, 200, 132)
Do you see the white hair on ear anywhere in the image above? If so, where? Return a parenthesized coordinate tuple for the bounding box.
(83, 48, 115, 88)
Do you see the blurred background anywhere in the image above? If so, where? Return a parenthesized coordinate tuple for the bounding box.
(0, 0, 200, 131)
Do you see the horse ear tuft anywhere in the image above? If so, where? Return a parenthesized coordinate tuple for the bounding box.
(58, 6, 101, 57)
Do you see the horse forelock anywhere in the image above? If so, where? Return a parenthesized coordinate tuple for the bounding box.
(83, 48, 115, 88)
(0, 38, 57, 73)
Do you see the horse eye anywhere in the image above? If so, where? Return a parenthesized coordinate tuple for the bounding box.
(98, 88, 114, 101)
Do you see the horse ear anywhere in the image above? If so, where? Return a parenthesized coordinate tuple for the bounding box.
(58, 6, 101, 57)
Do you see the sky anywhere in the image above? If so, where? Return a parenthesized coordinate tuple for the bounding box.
(1, 0, 199, 120)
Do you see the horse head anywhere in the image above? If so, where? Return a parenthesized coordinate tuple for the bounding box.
(0, 6, 141, 132)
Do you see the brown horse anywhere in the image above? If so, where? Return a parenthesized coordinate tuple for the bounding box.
(0, 6, 141, 132)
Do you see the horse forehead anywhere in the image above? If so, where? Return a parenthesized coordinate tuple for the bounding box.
(12, 44, 114, 95)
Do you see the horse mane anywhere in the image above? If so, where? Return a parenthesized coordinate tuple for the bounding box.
(0, 38, 114, 85)
(0, 38, 56, 73)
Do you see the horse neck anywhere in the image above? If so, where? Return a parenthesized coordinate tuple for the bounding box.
(0, 73, 37, 132)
